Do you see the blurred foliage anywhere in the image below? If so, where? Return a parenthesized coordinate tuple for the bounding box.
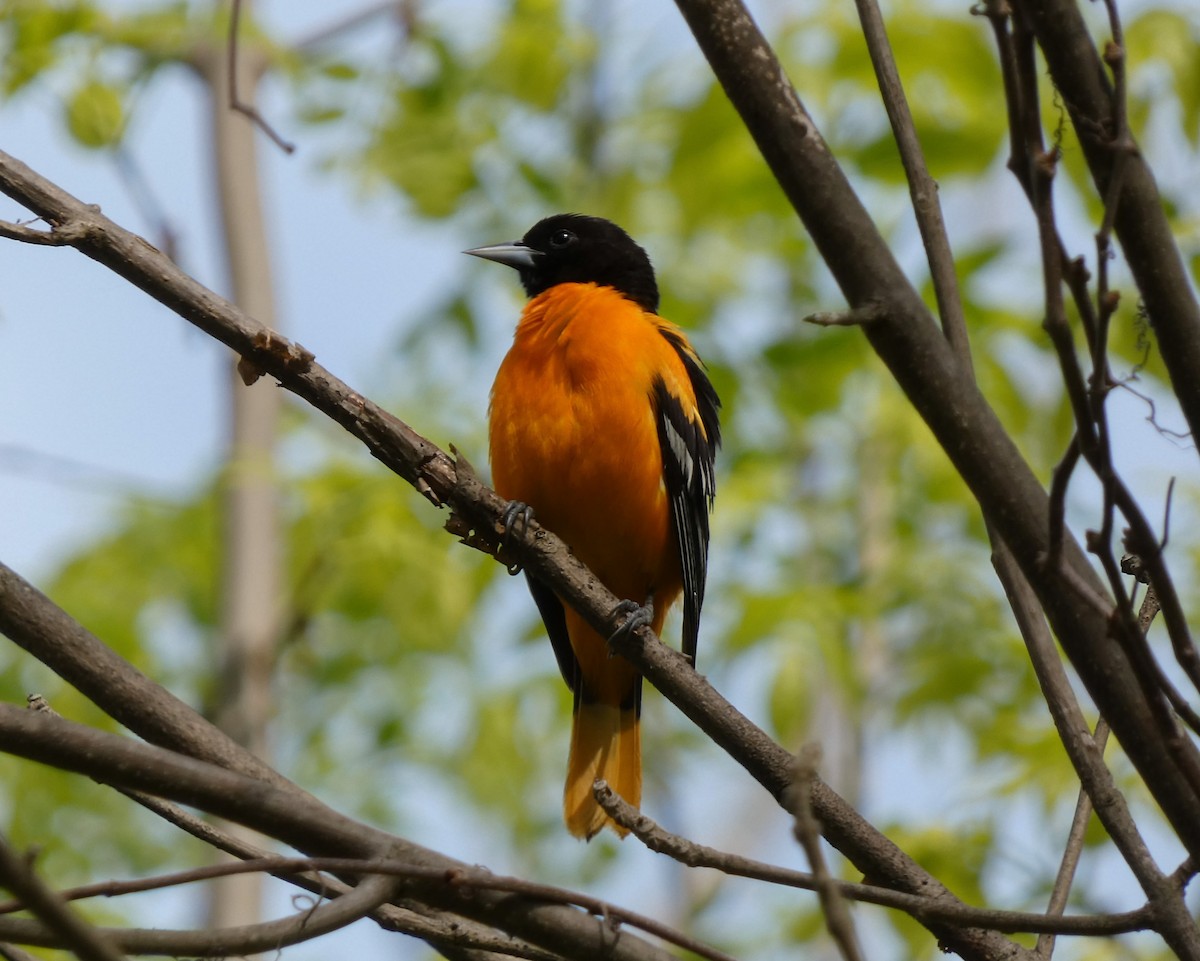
(1, 0, 1198, 959)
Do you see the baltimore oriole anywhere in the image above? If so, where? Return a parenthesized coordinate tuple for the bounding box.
(467, 214, 720, 839)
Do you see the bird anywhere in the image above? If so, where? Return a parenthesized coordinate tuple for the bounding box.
(466, 214, 720, 839)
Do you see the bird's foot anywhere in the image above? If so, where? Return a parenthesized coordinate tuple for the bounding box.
(607, 596, 654, 650)
(500, 500, 534, 574)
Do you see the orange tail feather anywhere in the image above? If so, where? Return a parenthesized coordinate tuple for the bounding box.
(564, 701, 642, 839)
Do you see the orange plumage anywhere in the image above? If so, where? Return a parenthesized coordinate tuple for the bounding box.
(470, 215, 719, 838)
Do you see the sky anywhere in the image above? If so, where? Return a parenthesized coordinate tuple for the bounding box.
(1, 5, 463, 582)
(3, 1, 1200, 959)
(0, 3, 817, 958)
(0, 2, 485, 956)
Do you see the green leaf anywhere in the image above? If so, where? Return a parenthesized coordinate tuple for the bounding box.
(1, 2, 99, 94)
(65, 78, 124, 148)
(320, 61, 359, 81)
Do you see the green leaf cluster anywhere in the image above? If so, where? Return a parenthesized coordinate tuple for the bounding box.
(3, 0, 1197, 957)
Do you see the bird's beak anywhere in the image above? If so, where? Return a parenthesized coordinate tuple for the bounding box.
(463, 241, 539, 270)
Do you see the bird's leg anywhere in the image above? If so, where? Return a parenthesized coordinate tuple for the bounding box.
(607, 594, 655, 649)
(500, 500, 535, 574)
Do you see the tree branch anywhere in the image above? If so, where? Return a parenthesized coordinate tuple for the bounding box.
(989, 544, 1200, 960)
(0, 218, 76, 245)
(226, 0, 296, 153)
(0, 858, 400, 958)
(787, 746, 864, 961)
(0, 834, 126, 961)
(1011, 0, 1200, 448)
(596, 783, 1153, 937)
(852, 0, 971, 366)
(1035, 718, 1109, 959)
(667, 0, 1200, 865)
(0, 853, 728, 961)
(0, 706, 677, 961)
(0, 146, 1049, 960)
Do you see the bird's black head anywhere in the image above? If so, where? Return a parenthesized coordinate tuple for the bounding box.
(465, 214, 659, 313)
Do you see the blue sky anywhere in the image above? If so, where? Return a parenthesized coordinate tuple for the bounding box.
(0, 4, 460, 581)
(3, 2, 1200, 958)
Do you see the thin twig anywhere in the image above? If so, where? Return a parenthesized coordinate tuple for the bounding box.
(227, 0, 296, 153)
(989, 542, 1200, 958)
(0, 834, 126, 961)
(803, 304, 885, 327)
(1035, 718, 1110, 959)
(0, 866, 400, 958)
(595, 781, 1152, 936)
(853, 0, 971, 367)
(1046, 436, 1080, 568)
(787, 746, 865, 961)
(75, 794, 563, 961)
(0, 218, 71, 245)
(0, 843, 728, 961)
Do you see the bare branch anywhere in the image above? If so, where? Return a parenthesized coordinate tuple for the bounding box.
(666, 0, 1200, 864)
(787, 746, 864, 961)
(1035, 718, 1109, 959)
(82, 768, 474, 954)
(597, 782, 1153, 937)
(0, 834, 126, 961)
(1010, 0, 1200, 448)
(852, 0, 971, 366)
(227, 0, 296, 154)
(0, 706, 678, 961)
(802, 305, 885, 327)
(989, 543, 1200, 959)
(0, 854, 723, 961)
(0, 218, 70, 245)
(0, 856, 400, 958)
(19, 771, 563, 961)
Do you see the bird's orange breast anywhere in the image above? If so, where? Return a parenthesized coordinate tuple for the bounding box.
(488, 283, 694, 602)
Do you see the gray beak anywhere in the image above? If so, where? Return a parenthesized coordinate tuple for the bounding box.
(463, 241, 539, 270)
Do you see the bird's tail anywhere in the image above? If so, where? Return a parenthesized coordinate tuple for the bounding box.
(563, 696, 642, 839)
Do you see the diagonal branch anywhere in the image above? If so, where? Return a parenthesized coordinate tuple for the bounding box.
(0, 548, 1016, 961)
(989, 544, 1200, 960)
(1035, 718, 1109, 960)
(0, 834, 126, 961)
(14, 703, 550, 961)
(788, 746, 864, 961)
(0, 146, 1047, 960)
(0, 706, 677, 961)
(667, 0, 1200, 866)
(852, 0, 971, 366)
(0, 852, 732, 961)
(1010, 0, 1200, 448)
(596, 783, 1154, 937)
(0, 853, 401, 958)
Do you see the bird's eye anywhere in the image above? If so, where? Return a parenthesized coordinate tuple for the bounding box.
(549, 229, 576, 248)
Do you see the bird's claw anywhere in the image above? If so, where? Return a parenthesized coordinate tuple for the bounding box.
(607, 597, 654, 648)
(501, 500, 534, 575)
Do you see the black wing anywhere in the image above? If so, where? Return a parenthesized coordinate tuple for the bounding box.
(653, 329, 721, 664)
(525, 572, 579, 691)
